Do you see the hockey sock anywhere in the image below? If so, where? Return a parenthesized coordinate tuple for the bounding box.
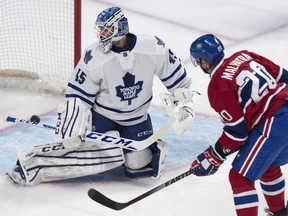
(229, 168, 258, 216)
(260, 166, 285, 213)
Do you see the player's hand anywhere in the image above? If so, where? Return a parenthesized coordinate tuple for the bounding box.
(190, 146, 225, 176)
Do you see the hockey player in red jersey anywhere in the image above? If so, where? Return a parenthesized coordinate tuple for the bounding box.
(189, 34, 288, 216)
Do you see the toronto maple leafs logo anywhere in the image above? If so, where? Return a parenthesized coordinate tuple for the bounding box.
(84, 50, 93, 64)
(155, 36, 165, 47)
(168, 49, 177, 64)
(115, 72, 143, 105)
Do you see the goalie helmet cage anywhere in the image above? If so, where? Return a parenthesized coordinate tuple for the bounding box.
(0, 0, 81, 94)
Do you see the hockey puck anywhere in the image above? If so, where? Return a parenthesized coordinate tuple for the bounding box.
(30, 115, 40, 124)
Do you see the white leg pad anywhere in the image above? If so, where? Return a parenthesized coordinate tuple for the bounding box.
(10, 141, 124, 186)
(151, 139, 169, 179)
(124, 148, 152, 170)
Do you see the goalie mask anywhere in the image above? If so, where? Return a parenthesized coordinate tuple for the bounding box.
(95, 7, 129, 53)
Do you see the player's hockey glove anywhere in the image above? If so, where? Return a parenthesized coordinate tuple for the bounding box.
(190, 145, 225, 176)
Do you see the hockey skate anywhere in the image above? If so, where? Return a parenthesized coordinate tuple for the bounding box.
(6, 163, 27, 185)
(265, 202, 288, 216)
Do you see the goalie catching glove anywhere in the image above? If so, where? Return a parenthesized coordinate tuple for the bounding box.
(55, 98, 92, 148)
(160, 88, 199, 135)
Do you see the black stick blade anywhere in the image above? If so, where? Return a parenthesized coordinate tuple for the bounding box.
(88, 170, 192, 211)
(88, 188, 128, 210)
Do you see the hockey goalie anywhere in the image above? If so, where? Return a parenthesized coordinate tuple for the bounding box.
(7, 6, 196, 186)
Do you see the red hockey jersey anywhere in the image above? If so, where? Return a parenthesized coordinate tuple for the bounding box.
(208, 50, 288, 150)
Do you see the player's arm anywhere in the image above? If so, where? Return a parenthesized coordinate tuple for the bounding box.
(153, 36, 196, 134)
(152, 35, 192, 91)
(158, 51, 196, 135)
(278, 68, 288, 84)
(66, 50, 100, 106)
(190, 90, 245, 176)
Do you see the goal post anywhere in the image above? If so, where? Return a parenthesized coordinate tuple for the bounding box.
(0, 0, 81, 94)
(74, 0, 82, 68)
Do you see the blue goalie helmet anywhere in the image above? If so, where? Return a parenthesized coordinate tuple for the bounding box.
(190, 34, 224, 67)
(95, 7, 129, 52)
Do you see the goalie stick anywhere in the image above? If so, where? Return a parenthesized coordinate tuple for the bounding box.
(6, 116, 57, 130)
(88, 170, 192, 210)
(6, 116, 173, 151)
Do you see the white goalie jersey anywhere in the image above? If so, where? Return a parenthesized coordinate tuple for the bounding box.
(66, 33, 192, 126)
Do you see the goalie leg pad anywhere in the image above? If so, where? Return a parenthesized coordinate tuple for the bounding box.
(7, 141, 124, 186)
(124, 148, 152, 170)
(124, 140, 169, 179)
(150, 139, 169, 179)
(124, 148, 153, 178)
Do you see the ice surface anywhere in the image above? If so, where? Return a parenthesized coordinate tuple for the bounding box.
(1, 0, 288, 215)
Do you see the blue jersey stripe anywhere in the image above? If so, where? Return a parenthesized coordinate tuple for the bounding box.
(166, 70, 187, 90)
(67, 82, 97, 97)
(161, 64, 182, 82)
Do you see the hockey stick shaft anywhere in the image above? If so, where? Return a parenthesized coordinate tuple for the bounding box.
(6, 116, 173, 151)
(84, 119, 173, 151)
(6, 116, 57, 130)
(88, 170, 192, 210)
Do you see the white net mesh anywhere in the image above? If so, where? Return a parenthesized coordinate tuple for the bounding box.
(0, 0, 79, 94)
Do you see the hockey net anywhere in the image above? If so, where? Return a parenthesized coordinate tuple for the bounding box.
(0, 0, 81, 95)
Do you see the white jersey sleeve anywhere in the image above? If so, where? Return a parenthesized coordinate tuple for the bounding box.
(66, 41, 106, 108)
(134, 35, 192, 92)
